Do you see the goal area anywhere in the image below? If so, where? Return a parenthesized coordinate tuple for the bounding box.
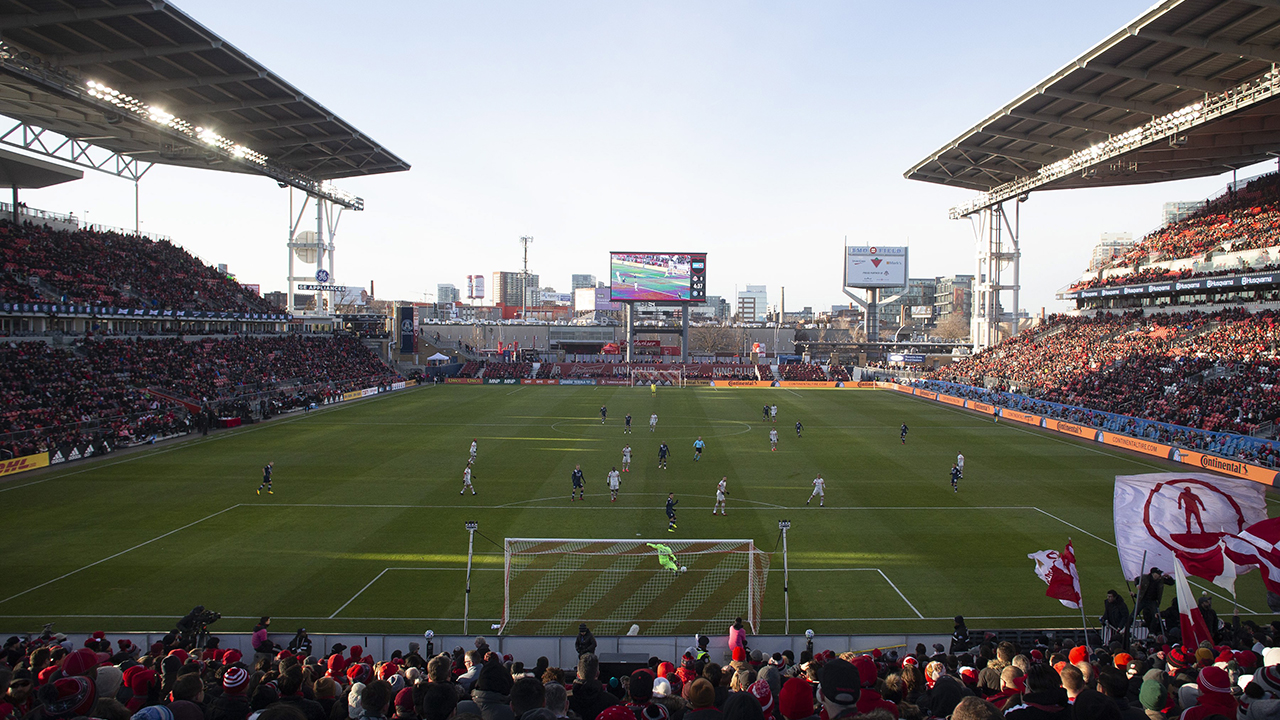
(501, 538, 769, 636)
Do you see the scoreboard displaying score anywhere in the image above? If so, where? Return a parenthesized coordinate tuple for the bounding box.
(610, 252, 707, 302)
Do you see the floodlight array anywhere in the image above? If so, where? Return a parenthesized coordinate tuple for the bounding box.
(0, 41, 365, 210)
(949, 69, 1280, 218)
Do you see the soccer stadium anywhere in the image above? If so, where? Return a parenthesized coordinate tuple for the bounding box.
(9, 2, 1280, 720)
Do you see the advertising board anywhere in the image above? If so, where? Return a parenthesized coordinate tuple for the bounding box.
(844, 246, 908, 288)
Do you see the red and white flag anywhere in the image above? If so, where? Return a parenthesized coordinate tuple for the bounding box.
(1114, 473, 1266, 583)
(1222, 517, 1280, 594)
(1174, 558, 1215, 647)
(1029, 541, 1082, 609)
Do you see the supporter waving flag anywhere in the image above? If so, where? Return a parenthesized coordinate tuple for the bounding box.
(1028, 541, 1082, 609)
(1173, 559, 1215, 648)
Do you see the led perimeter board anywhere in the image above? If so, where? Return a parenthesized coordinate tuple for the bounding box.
(844, 246, 908, 288)
(610, 252, 707, 302)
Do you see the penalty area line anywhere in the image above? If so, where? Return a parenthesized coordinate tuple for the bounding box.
(876, 568, 924, 619)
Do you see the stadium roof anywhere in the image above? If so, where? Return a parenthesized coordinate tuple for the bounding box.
(906, 0, 1280, 217)
(0, 145, 82, 187)
(0, 0, 410, 208)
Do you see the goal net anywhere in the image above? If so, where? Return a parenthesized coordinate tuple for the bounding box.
(501, 538, 769, 636)
(630, 367, 684, 387)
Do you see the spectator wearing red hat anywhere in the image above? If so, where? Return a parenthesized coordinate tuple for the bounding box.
(37, 676, 97, 720)
(125, 668, 159, 712)
(748, 678, 773, 720)
(848, 656, 896, 718)
(207, 667, 250, 720)
(777, 678, 814, 720)
(60, 647, 107, 681)
(393, 686, 417, 720)
(1179, 666, 1234, 720)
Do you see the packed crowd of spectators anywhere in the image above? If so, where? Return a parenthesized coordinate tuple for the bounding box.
(8, 611, 1280, 720)
(0, 335, 399, 459)
(919, 307, 1280, 463)
(0, 222, 273, 313)
(1098, 172, 1280, 271)
(777, 364, 826, 382)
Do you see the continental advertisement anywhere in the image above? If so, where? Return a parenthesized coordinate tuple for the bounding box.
(1001, 410, 1042, 426)
(854, 381, 879, 389)
(1174, 449, 1279, 486)
(721, 380, 773, 387)
(0, 452, 49, 478)
(938, 394, 965, 407)
(892, 384, 914, 394)
(913, 389, 938, 400)
(779, 381, 839, 388)
(969, 401, 995, 414)
(1100, 432, 1173, 459)
(1048, 419, 1101, 441)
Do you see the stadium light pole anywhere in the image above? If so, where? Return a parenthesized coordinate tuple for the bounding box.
(779, 520, 791, 634)
(464, 521, 478, 635)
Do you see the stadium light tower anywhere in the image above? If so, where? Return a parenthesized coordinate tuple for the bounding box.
(519, 236, 533, 320)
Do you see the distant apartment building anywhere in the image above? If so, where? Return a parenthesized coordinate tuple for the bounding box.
(571, 274, 596, 291)
(736, 285, 767, 322)
(437, 283, 460, 304)
(1088, 231, 1136, 271)
(492, 271, 541, 308)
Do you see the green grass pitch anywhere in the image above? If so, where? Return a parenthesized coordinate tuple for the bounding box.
(1, 385, 1271, 636)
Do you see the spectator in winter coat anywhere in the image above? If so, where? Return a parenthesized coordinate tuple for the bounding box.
(576, 626, 598, 658)
(727, 620, 747, 656)
(569, 655, 618, 720)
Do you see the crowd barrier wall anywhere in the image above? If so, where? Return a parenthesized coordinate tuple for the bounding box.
(0, 631, 951, 671)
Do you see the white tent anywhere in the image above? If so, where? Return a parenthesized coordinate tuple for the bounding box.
(426, 352, 450, 362)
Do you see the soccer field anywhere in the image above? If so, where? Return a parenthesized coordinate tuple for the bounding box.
(2, 384, 1272, 637)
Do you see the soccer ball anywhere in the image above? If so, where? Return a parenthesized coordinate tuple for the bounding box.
(679, 566, 687, 573)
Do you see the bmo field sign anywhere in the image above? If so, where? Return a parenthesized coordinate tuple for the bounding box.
(844, 246, 908, 288)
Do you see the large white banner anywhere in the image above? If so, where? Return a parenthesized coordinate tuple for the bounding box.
(844, 246, 907, 288)
(1114, 472, 1267, 581)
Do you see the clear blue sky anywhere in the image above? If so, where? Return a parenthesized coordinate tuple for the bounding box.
(25, 0, 1264, 315)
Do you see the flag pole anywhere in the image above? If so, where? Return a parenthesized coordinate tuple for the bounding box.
(1072, 537, 1090, 651)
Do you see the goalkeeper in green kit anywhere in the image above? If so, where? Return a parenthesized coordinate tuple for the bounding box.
(646, 542, 684, 575)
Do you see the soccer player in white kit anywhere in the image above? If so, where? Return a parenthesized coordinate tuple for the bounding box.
(956, 452, 965, 478)
(770, 404, 778, 423)
(608, 466, 622, 502)
(461, 462, 476, 496)
(713, 477, 728, 515)
(807, 473, 825, 507)
(621, 444, 632, 472)
(769, 427, 778, 451)
(470, 439, 478, 462)
(650, 413, 657, 432)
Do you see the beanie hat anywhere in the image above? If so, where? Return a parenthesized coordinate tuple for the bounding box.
(959, 667, 978, 686)
(39, 676, 97, 719)
(901, 656, 918, 667)
(818, 658, 860, 706)
(749, 678, 774, 715)
(641, 705, 669, 720)
(1168, 646, 1191, 669)
(779, 677, 814, 720)
(222, 649, 242, 666)
(1241, 651, 1260, 670)
(687, 678, 715, 709)
(651, 677, 672, 698)
(377, 663, 398, 681)
(850, 656, 876, 689)
(395, 687, 414, 709)
(223, 667, 249, 693)
(347, 663, 372, 685)
(1113, 652, 1132, 668)
(732, 647, 745, 663)
(598, 706, 638, 720)
(1068, 646, 1088, 665)
(38, 666, 58, 685)
(349, 645, 363, 660)
(1254, 665, 1280, 697)
(1197, 666, 1231, 695)
(1030, 649, 1044, 661)
(168, 649, 189, 663)
(656, 662, 675, 678)
(128, 668, 158, 695)
(62, 647, 108, 677)
(132, 706, 176, 720)
(630, 669, 655, 703)
(96, 666, 124, 699)
(328, 654, 348, 673)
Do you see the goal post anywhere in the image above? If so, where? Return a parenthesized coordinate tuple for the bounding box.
(501, 538, 769, 636)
